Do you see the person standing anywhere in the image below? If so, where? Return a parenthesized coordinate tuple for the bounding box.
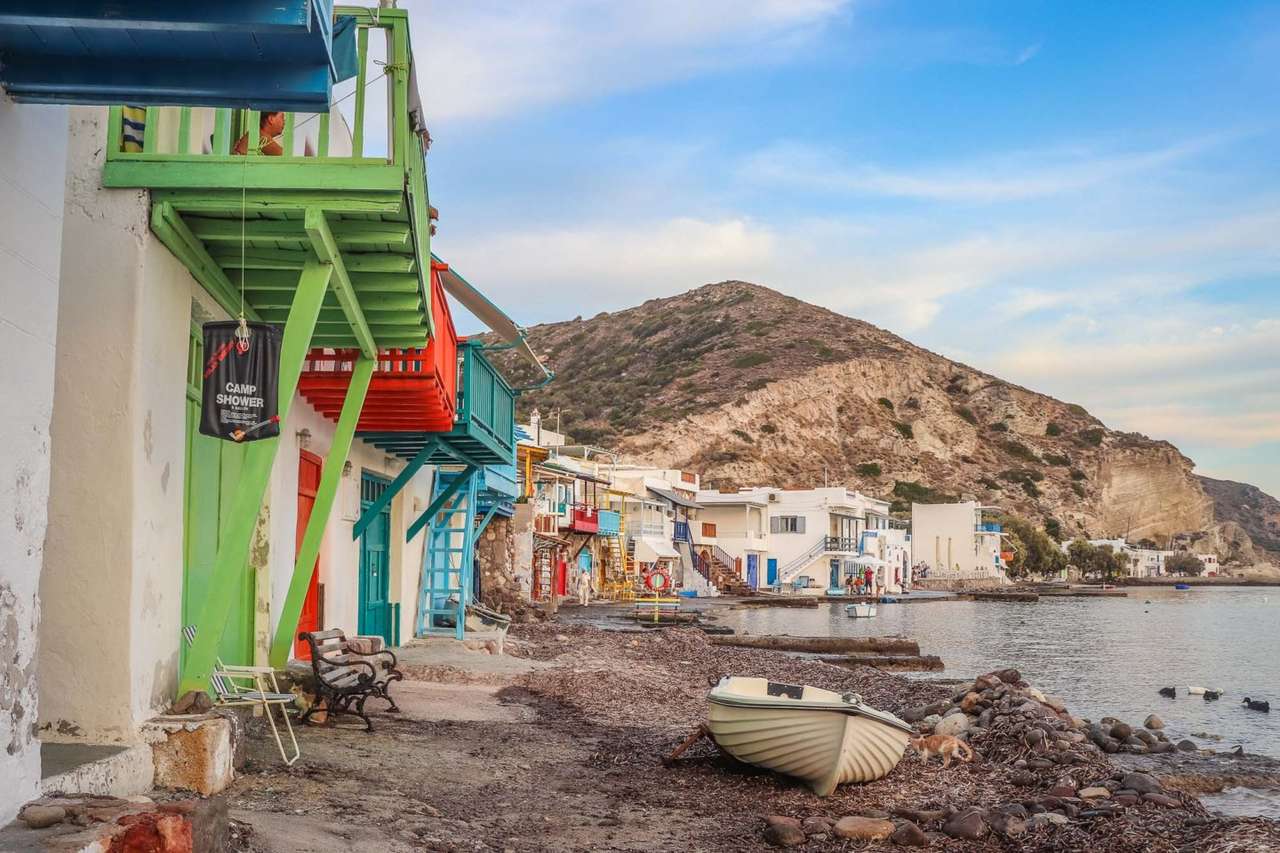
(575, 568, 593, 607)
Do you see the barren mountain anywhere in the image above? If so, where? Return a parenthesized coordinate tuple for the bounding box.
(493, 281, 1277, 566)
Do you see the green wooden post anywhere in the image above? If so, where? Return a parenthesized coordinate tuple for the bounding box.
(212, 109, 232, 155)
(268, 356, 375, 667)
(178, 261, 332, 695)
(351, 438, 439, 540)
(141, 108, 158, 153)
(177, 107, 192, 154)
(352, 25, 369, 157)
(317, 111, 330, 158)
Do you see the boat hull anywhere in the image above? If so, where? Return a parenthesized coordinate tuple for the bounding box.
(707, 678, 911, 796)
(845, 603, 877, 618)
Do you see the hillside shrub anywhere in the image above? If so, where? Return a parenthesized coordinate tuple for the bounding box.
(1043, 452, 1070, 467)
(1076, 428, 1105, 447)
(855, 462, 882, 478)
(1045, 422, 1063, 437)
(1043, 517, 1063, 542)
(955, 406, 978, 425)
(1066, 403, 1089, 417)
(892, 421, 914, 440)
(1070, 468, 1087, 481)
(1000, 440, 1040, 463)
(731, 352, 771, 369)
(1071, 482, 1086, 498)
(989, 421, 1009, 433)
(877, 397, 895, 411)
(979, 477, 1001, 490)
(760, 422, 778, 434)
(731, 428, 753, 443)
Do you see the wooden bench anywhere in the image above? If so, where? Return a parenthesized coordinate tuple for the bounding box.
(297, 629, 403, 732)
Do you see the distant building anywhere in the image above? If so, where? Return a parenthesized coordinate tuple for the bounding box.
(695, 490, 772, 591)
(910, 501, 1009, 584)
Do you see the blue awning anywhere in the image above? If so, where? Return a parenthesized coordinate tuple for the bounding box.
(0, 1, 336, 110)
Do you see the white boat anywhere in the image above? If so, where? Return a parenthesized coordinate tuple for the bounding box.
(845, 602, 877, 618)
(706, 676, 913, 796)
(1186, 686, 1222, 696)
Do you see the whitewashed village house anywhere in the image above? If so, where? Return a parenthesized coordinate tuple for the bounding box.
(910, 501, 1010, 585)
(694, 490, 772, 591)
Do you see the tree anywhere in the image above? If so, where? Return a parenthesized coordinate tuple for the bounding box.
(998, 515, 1067, 578)
(1066, 539, 1122, 580)
(1164, 552, 1205, 576)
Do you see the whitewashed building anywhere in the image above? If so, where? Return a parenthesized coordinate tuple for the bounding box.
(695, 490, 771, 589)
(761, 488, 894, 594)
(910, 501, 1010, 584)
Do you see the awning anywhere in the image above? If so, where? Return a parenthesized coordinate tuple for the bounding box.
(431, 253, 551, 385)
(648, 486, 702, 511)
(634, 537, 679, 562)
(534, 462, 611, 485)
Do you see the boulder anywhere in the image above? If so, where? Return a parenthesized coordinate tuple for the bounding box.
(933, 714, 971, 737)
(1142, 793, 1181, 808)
(1144, 714, 1164, 730)
(1043, 695, 1068, 714)
(19, 805, 67, 829)
(995, 668, 1022, 684)
(1110, 722, 1133, 740)
(1010, 771, 1038, 786)
(833, 816, 895, 841)
(1148, 741, 1176, 754)
(1027, 812, 1070, 829)
(1177, 739, 1198, 752)
(988, 813, 1026, 838)
(942, 810, 987, 840)
(1047, 782, 1077, 798)
(765, 816, 802, 831)
(995, 804, 1028, 819)
(960, 692, 984, 713)
(1078, 787, 1110, 799)
(903, 701, 951, 723)
(890, 820, 928, 847)
(920, 714, 941, 732)
(764, 823, 805, 847)
(801, 816, 832, 835)
(1120, 773, 1162, 794)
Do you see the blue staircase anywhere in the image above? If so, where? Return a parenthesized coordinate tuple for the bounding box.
(416, 467, 480, 640)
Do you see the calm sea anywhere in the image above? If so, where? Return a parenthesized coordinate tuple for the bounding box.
(712, 586, 1280, 815)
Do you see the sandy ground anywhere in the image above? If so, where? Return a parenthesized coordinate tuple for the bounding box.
(226, 623, 1280, 853)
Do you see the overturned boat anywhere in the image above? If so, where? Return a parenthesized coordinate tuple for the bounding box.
(707, 676, 913, 796)
(845, 602, 877, 618)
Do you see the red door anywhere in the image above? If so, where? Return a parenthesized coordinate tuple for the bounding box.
(554, 554, 568, 597)
(294, 450, 323, 659)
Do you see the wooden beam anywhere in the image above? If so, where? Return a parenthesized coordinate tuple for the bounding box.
(150, 202, 261, 322)
(103, 161, 405, 193)
(230, 270, 419, 293)
(212, 247, 416, 274)
(352, 439, 440, 540)
(178, 261, 332, 696)
(187, 216, 410, 248)
(268, 356, 375, 668)
(152, 188, 404, 214)
(407, 464, 477, 542)
(304, 207, 377, 359)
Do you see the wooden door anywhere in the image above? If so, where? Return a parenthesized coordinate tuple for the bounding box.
(358, 472, 392, 644)
(293, 450, 322, 659)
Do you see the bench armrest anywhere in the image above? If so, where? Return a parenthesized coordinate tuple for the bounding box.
(216, 664, 281, 675)
(348, 646, 399, 671)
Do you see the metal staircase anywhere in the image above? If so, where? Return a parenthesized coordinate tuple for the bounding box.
(776, 537, 830, 586)
(416, 467, 480, 640)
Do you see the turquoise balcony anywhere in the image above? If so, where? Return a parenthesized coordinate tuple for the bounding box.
(597, 510, 622, 536)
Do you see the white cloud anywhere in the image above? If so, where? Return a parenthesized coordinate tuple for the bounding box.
(742, 135, 1233, 202)
(412, 0, 850, 122)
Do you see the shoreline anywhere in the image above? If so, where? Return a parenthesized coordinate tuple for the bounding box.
(223, 620, 1278, 851)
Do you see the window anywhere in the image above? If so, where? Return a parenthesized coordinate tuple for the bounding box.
(701, 522, 717, 538)
(770, 515, 805, 534)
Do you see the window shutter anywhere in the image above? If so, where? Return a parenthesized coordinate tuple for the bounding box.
(770, 517, 781, 534)
(797, 517, 806, 534)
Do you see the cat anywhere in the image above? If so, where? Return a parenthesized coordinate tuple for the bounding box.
(910, 734, 974, 768)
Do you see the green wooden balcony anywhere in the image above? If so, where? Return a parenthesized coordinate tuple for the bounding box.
(100, 6, 432, 353)
(360, 341, 517, 467)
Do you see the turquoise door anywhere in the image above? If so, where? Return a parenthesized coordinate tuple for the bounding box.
(766, 558, 778, 586)
(359, 472, 392, 644)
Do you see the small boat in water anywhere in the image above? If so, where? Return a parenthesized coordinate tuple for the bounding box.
(707, 676, 913, 796)
(845, 602, 877, 618)
(1174, 583, 1192, 590)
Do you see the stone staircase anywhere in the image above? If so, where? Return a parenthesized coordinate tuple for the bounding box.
(708, 551, 754, 596)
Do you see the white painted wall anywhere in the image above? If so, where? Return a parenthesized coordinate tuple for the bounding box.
(0, 94, 68, 824)
(910, 501, 1007, 581)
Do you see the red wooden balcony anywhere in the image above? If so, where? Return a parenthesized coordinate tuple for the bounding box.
(565, 504, 599, 534)
(299, 262, 457, 431)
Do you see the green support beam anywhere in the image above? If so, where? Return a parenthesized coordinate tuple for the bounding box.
(406, 465, 476, 542)
(152, 189, 405, 214)
(475, 505, 500, 539)
(229, 270, 419, 294)
(268, 355, 375, 667)
(178, 261, 332, 696)
(351, 439, 440, 541)
(186, 216, 411, 249)
(151, 203, 260, 322)
(304, 208, 378, 359)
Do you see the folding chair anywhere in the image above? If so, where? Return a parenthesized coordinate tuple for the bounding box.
(182, 626, 300, 765)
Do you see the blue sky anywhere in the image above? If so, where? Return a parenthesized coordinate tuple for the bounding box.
(410, 0, 1280, 497)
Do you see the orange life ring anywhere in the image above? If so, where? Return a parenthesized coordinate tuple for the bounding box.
(645, 570, 670, 592)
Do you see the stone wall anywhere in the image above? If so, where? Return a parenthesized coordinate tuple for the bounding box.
(477, 516, 528, 613)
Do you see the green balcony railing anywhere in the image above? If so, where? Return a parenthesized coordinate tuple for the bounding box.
(453, 341, 516, 466)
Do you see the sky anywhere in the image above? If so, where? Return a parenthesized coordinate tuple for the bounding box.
(406, 0, 1280, 497)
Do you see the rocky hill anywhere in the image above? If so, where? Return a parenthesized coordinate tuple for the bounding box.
(493, 281, 1277, 566)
